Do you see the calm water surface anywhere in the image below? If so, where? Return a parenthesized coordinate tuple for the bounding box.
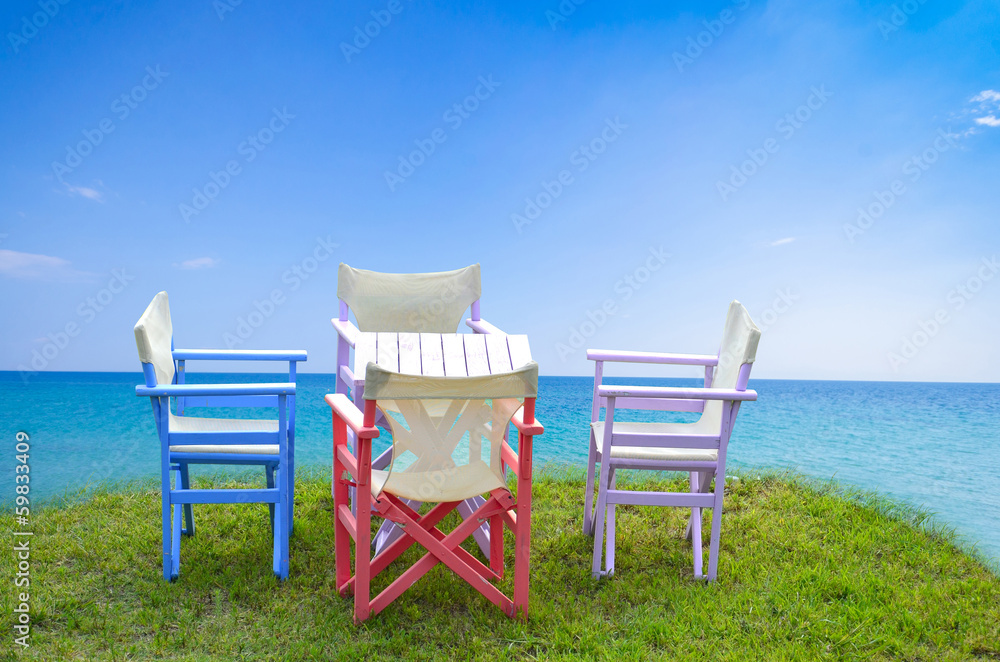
(2, 372, 997, 565)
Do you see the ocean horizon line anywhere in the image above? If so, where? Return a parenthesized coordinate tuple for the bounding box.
(3, 370, 999, 386)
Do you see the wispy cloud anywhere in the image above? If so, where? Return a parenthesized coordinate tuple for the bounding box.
(960, 90, 1000, 134)
(0, 249, 95, 282)
(64, 184, 105, 202)
(971, 90, 1000, 104)
(174, 257, 221, 270)
(770, 237, 796, 246)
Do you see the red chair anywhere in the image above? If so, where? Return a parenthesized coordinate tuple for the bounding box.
(327, 362, 542, 623)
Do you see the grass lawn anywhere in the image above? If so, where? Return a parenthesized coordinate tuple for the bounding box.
(3, 470, 999, 661)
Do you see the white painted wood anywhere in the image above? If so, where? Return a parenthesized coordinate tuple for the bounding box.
(463, 334, 490, 376)
(419, 333, 445, 376)
(485, 333, 512, 373)
(507, 334, 533, 368)
(376, 332, 399, 371)
(354, 333, 376, 377)
(442, 334, 467, 376)
(397, 332, 421, 375)
(355, 332, 533, 381)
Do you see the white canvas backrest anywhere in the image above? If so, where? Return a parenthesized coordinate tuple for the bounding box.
(364, 362, 538, 502)
(337, 263, 482, 333)
(701, 300, 760, 430)
(134, 291, 175, 386)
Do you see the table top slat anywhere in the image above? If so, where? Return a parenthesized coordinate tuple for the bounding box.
(398, 332, 421, 375)
(376, 332, 400, 372)
(442, 334, 467, 376)
(463, 334, 490, 376)
(485, 334, 512, 373)
(419, 333, 445, 376)
(507, 334, 533, 368)
(354, 333, 376, 378)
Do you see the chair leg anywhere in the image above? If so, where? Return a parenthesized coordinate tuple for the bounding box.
(513, 458, 533, 619)
(707, 472, 726, 581)
(273, 462, 290, 581)
(685, 471, 712, 541)
(169, 467, 182, 580)
(605, 468, 616, 576)
(583, 430, 597, 536)
(179, 464, 194, 537)
(333, 440, 353, 597)
(688, 472, 705, 579)
(266, 465, 276, 533)
(288, 432, 295, 538)
(354, 490, 372, 624)
(162, 468, 175, 581)
(591, 463, 612, 579)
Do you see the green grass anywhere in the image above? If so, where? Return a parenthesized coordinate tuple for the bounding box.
(4, 470, 1000, 661)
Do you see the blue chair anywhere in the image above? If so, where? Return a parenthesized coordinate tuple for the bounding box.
(134, 291, 306, 580)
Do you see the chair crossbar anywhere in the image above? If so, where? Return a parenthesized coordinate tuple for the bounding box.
(343, 499, 456, 594)
(605, 397, 705, 413)
(603, 457, 720, 471)
(368, 492, 514, 617)
(178, 395, 279, 408)
(604, 490, 716, 508)
(168, 432, 276, 444)
(171, 488, 280, 504)
(337, 504, 357, 538)
(606, 433, 719, 448)
(500, 441, 520, 477)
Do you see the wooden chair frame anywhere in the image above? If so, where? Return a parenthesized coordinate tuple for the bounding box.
(584, 349, 757, 581)
(327, 393, 543, 623)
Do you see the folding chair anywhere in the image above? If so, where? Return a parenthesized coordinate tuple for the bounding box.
(331, 262, 507, 555)
(584, 301, 760, 580)
(327, 362, 543, 623)
(134, 292, 306, 580)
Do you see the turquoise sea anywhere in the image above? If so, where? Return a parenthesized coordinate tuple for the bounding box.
(2, 372, 998, 566)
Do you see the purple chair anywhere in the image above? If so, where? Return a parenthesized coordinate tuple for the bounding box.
(584, 301, 760, 580)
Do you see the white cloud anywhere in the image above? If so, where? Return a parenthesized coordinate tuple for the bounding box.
(64, 184, 105, 202)
(174, 257, 221, 270)
(770, 237, 796, 246)
(971, 90, 1000, 104)
(974, 115, 1000, 127)
(0, 249, 95, 281)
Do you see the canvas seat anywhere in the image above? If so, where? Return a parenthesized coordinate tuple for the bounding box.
(327, 362, 543, 623)
(584, 301, 760, 581)
(134, 291, 306, 581)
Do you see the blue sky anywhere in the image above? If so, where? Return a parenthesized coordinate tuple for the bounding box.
(1, 0, 998, 381)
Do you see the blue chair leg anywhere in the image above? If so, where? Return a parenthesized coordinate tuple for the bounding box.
(180, 463, 195, 537)
(171, 496, 182, 580)
(273, 462, 289, 580)
(288, 432, 295, 537)
(266, 465, 276, 533)
(162, 471, 174, 582)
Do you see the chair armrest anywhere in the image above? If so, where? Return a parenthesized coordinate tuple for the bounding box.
(465, 318, 507, 334)
(324, 394, 380, 439)
(511, 409, 544, 436)
(597, 385, 757, 401)
(172, 349, 307, 362)
(587, 349, 718, 366)
(331, 319, 359, 347)
(136, 382, 296, 397)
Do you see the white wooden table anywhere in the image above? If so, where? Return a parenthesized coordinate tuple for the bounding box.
(349, 332, 534, 558)
(351, 332, 533, 388)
